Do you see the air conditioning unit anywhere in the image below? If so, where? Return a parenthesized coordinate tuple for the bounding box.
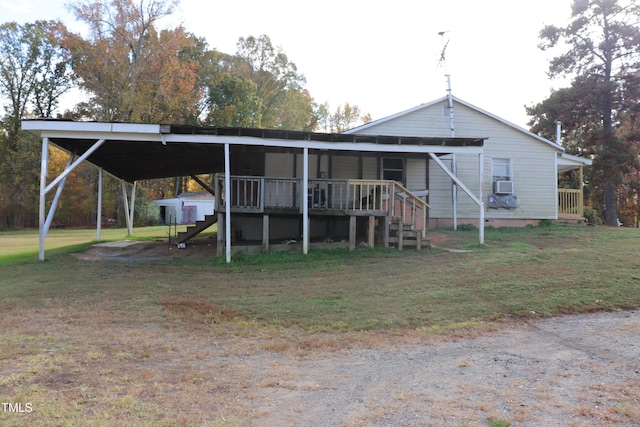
(493, 180, 514, 195)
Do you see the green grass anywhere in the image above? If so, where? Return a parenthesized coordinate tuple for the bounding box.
(0, 225, 192, 265)
(1, 223, 640, 332)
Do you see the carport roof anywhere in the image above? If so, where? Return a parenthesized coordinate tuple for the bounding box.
(23, 120, 485, 182)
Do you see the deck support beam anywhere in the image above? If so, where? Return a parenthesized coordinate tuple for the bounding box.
(263, 214, 270, 251)
(349, 216, 356, 250)
(382, 217, 390, 248)
(368, 216, 375, 247)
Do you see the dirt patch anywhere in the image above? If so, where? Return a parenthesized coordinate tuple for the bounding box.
(73, 238, 218, 261)
(2, 307, 639, 426)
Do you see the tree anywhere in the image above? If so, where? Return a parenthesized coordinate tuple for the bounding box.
(62, 0, 200, 123)
(0, 20, 73, 228)
(206, 73, 261, 127)
(234, 35, 308, 128)
(313, 102, 371, 133)
(536, 0, 640, 225)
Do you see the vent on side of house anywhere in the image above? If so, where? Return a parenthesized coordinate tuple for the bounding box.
(493, 180, 514, 195)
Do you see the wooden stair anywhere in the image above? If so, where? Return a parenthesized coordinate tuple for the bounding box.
(388, 218, 429, 250)
(174, 214, 218, 244)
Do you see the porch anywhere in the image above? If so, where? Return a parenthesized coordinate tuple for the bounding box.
(214, 175, 429, 252)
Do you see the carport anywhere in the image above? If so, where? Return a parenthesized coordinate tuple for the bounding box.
(23, 120, 485, 262)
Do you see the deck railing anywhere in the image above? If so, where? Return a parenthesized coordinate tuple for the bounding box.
(558, 188, 584, 218)
(216, 175, 429, 231)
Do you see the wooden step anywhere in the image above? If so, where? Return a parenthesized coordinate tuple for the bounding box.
(175, 214, 218, 244)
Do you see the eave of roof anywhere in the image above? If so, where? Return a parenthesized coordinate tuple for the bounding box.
(346, 95, 565, 152)
(22, 119, 485, 182)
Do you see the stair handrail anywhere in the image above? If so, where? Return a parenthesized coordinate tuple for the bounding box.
(390, 181, 430, 232)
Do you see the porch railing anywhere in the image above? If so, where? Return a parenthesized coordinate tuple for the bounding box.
(215, 175, 430, 230)
(558, 188, 584, 218)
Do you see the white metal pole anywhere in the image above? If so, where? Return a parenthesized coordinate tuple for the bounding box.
(97, 168, 103, 241)
(121, 180, 131, 235)
(39, 137, 49, 261)
(224, 143, 231, 263)
(128, 181, 136, 236)
(479, 152, 485, 244)
(447, 75, 458, 230)
(303, 147, 309, 254)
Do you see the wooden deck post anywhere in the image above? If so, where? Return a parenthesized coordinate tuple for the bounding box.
(383, 217, 390, 248)
(263, 214, 269, 251)
(397, 217, 404, 251)
(368, 216, 375, 247)
(349, 215, 356, 250)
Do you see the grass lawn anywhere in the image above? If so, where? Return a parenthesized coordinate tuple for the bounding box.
(0, 225, 187, 262)
(1, 223, 639, 425)
(2, 223, 640, 331)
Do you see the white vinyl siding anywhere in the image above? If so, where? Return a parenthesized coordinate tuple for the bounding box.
(331, 156, 358, 179)
(265, 153, 294, 177)
(354, 100, 560, 220)
(406, 157, 427, 191)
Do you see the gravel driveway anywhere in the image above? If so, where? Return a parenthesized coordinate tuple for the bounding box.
(237, 310, 640, 426)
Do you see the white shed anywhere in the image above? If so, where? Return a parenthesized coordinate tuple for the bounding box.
(154, 192, 215, 225)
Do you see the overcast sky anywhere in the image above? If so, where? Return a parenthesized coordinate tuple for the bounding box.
(2, 0, 576, 128)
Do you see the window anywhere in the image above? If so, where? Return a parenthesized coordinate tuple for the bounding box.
(382, 157, 404, 182)
(492, 158, 512, 182)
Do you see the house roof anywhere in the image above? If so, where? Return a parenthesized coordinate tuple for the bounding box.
(23, 120, 485, 183)
(346, 95, 566, 152)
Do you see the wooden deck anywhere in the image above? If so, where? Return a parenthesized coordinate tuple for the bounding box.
(214, 175, 430, 252)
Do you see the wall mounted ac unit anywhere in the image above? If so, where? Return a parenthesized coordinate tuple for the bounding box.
(493, 180, 514, 195)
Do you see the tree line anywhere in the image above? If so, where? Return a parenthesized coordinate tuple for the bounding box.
(1, 0, 640, 229)
(0, 0, 370, 229)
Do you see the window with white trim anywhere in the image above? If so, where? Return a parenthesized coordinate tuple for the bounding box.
(492, 158, 512, 183)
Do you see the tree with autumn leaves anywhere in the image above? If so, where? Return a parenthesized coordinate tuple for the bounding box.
(0, 0, 370, 229)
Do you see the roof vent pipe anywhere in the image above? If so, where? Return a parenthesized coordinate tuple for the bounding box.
(556, 120, 562, 146)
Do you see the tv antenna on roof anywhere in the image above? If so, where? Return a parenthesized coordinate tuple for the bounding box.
(436, 31, 450, 71)
(437, 31, 454, 137)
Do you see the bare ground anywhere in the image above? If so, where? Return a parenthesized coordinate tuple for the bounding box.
(3, 304, 639, 426)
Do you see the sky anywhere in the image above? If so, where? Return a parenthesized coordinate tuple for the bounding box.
(1, 0, 576, 128)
